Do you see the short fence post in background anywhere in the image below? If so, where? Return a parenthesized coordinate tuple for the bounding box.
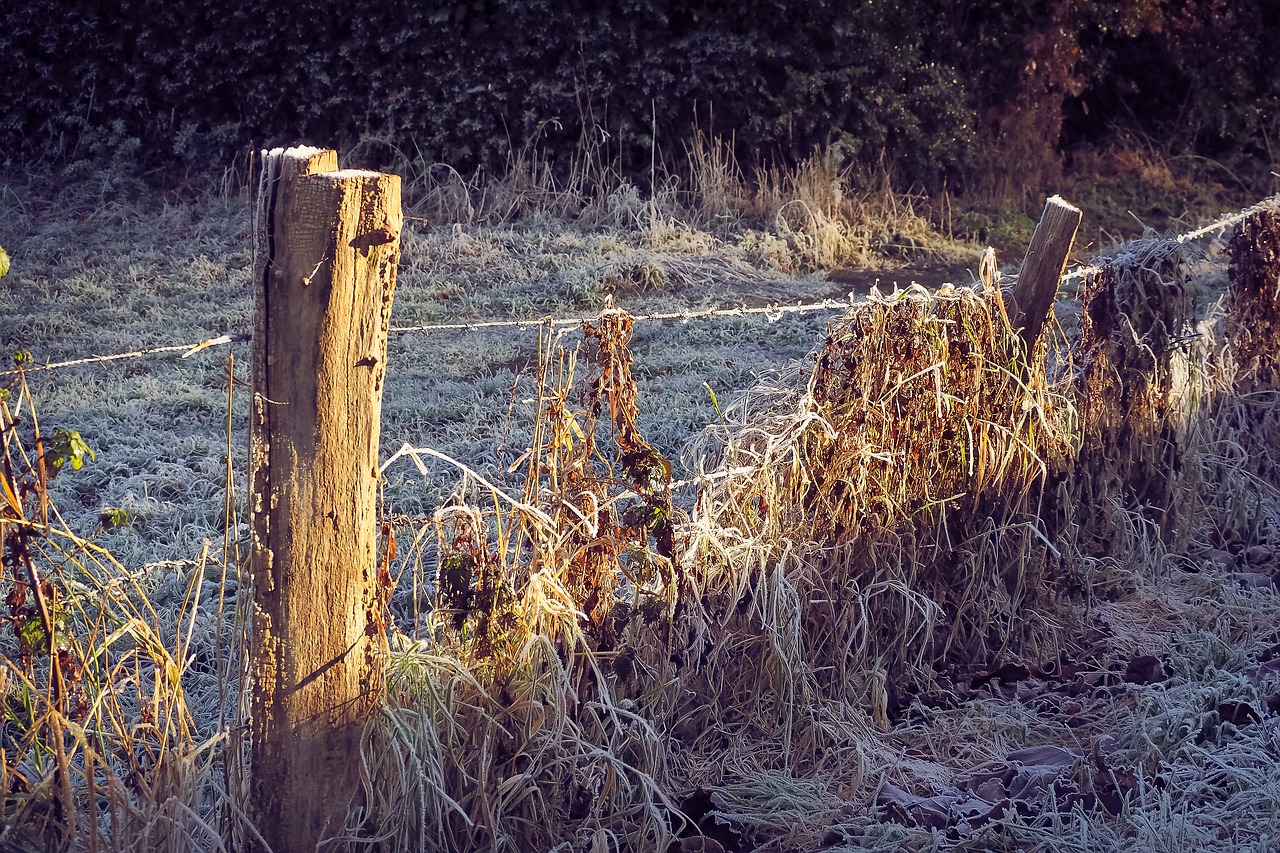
(248, 146, 401, 853)
(1008, 195, 1083, 351)
(1227, 200, 1280, 390)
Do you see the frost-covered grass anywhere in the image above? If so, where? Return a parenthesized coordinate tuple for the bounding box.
(1, 168, 1278, 853)
(0, 194, 800, 549)
(0, 171, 955, 559)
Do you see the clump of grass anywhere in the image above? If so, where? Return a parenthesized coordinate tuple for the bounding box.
(360, 316, 687, 851)
(397, 125, 969, 272)
(682, 142, 964, 271)
(368, 201, 1280, 851)
(685, 280, 1079, 735)
(0, 370, 246, 852)
(682, 129, 747, 227)
(1069, 238, 1202, 559)
(1227, 202, 1280, 391)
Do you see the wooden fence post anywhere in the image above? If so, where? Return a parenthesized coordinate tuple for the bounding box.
(249, 146, 401, 853)
(1227, 200, 1280, 390)
(1008, 195, 1082, 351)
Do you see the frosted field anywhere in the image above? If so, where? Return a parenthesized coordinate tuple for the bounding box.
(2, 180, 1279, 851)
(0, 193, 867, 565)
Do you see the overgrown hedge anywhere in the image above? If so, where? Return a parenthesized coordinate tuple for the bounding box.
(2, 0, 1276, 196)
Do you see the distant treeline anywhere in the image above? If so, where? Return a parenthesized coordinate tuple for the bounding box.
(2, 0, 1276, 198)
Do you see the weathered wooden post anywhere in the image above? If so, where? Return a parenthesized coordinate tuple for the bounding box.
(1227, 199, 1280, 390)
(249, 146, 400, 852)
(1008, 195, 1083, 350)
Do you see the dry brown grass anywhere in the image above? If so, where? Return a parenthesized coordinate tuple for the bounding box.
(357, 200, 1280, 851)
(690, 282, 1076, 707)
(401, 127, 969, 274)
(5, 170, 1280, 851)
(0, 373, 249, 853)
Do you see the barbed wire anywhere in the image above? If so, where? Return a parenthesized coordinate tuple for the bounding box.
(1059, 264, 1105, 285)
(382, 438, 762, 496)
(1058, 193, 1279, 285)
(5, 194, 1276, 378)
(1175, 196, 1278, 244)
(0, 296, 860, 380)
(0, 333, 251, 378)
(387, 295, 859, 337)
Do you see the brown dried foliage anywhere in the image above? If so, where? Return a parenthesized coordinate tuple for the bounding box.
(1073, 240, 1194, 546)
(690, 285, 1078, 699)
(377, 205, 1280, 852)
(1228, 203, 1280, 391)
(431, 311, 676, 662)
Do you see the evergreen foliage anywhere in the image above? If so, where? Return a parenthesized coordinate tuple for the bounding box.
(1, 0, 1275, 196)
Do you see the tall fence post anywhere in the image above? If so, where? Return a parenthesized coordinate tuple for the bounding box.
(248, 146, 401, 852)
(1009, 194, 1082, 351)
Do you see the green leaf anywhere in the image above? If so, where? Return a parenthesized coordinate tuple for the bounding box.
(99, 506, 130, 530)
(0, 246, 9, 279)
(704, 381, 722, 417)
(48, 428, 95, 473)
(18, 615, 47, 652)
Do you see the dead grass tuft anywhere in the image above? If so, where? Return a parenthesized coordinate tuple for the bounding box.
(363, 199, 1280, 850)
(6, 161, 1280, 850)
(685, 281, 1078, 745)
(0, 372, 249, 853)
(396, 126, 969, 273)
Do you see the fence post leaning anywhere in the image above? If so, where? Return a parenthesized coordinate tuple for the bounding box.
(248, 146, 401, 853)
(1008, 195, 1083, 352)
